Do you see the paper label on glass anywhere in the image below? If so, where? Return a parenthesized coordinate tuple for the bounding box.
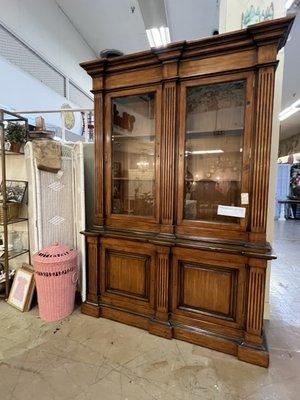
(217, 205, 246, 218)
(241, 193, 249, 205)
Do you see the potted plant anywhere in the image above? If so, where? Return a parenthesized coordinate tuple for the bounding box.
(5, 122, 27, 153)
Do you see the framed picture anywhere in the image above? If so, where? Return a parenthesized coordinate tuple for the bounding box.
(7, 266, 35, 312)
(0, 180, 27, 203)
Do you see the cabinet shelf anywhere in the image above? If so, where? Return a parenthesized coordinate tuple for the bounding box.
(0, 249, 29, 262)
(186, 128, 243, 137)
(112, 133, 155, 139)
(185, 179, 240, 182)
(0, 217, 28, 226)
(113, 177, 154, 181)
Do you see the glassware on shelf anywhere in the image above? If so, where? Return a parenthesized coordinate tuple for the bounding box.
(111, 93, 156, 217)
(184, 80, 246, 223)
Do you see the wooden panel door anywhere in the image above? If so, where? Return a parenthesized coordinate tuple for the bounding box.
(171, 247, 247, 331)
(176, 72, 254, 241)
(100, 237, 156, 316)
(104, 85, 162, 233)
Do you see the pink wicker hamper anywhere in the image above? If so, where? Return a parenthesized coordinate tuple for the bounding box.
(33, 244, 78, 322)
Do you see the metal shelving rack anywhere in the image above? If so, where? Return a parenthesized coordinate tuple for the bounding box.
(0, 109, 30, 299)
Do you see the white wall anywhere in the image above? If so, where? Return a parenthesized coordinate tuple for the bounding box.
(219, 0, 284, 33)
(0, 55, 83, 135)
(0, 0, 95, 93)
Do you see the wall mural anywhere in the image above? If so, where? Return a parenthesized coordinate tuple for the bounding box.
(241, 2, 274, 28)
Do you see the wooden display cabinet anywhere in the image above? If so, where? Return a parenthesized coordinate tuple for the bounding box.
(81, 16, 294, 367)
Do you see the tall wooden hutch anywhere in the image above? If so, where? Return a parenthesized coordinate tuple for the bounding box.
(81, 16, 294, 367)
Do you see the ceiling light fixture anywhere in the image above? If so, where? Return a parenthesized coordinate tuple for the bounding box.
(185, 150, 224, 155)
(279, 99, 300, 121)
(146, 26, 171, 48)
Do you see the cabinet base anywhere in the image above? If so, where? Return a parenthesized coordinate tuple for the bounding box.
(81, 304, 269, 367)
(148, 318, 173, 339)
(81, 301, 101, 318)
(237, 338, 269, 368)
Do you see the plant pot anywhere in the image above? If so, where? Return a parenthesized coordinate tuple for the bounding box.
(9, 142, 22, 153)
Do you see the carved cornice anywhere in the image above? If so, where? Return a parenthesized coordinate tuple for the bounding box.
(248, 14, 295, 50)
(80, 16, 294, 78)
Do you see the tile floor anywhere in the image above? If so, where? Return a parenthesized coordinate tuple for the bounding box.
(0, 220, 299, 400)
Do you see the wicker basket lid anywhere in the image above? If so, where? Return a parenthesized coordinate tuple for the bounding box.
(33, 243, 77, 264)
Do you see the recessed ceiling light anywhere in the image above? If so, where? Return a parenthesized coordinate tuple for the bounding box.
(185, 150, 224, 155)
(146, 26, 171, 48)
(279, 99, 300, 121)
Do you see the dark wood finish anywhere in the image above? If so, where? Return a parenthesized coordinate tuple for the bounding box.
(250, 66, 275, 243)
(104, 85, 162, 232)
(176, 72, 253, 240)
(80, 16, 294, 367)
(171, 247, 246, 330)
(99, 238, 156, 316)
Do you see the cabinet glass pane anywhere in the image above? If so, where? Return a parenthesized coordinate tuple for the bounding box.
(112, 93, 155, 217)
(184, 81, 245, 223)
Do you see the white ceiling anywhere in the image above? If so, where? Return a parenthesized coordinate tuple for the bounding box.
(57, 0, 219, 55)
(57, 0, 299, 142)
(165, 0, 219, 42)
(56, 0, 148, 55)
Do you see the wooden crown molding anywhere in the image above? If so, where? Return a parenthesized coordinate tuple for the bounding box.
(80, 16, 294, 78)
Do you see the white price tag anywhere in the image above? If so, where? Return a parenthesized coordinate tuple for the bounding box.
(241, 193, 249, 205)
(217, 205, 246, 218)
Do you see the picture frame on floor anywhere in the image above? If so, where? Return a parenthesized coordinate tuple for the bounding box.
(7, 265, 35, 312)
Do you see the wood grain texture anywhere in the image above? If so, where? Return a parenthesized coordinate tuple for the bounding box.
(179, 263, 237, 318)
(99, 237, 156, 316)
(80, 16, 293, 82)
(156, 247, 170, 317)
(161, 82, 176, 232)
(171, 247, 245, 329)
(250, 67, 275, 241)
(93, 92, 104, 226)
(80, 17, 294, 367)
(106, 250, 150, 300)
(246, 260, 267, 344)
(86, 234, 100, 304)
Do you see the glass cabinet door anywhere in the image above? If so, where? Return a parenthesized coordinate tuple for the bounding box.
(183, 80, 246, 224)
(110, 92, 156, 218)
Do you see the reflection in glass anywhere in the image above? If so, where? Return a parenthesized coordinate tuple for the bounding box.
(184, 81, 245, 223)
(112, 93, 155, 217)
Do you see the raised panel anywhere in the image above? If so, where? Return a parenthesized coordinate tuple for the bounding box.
(171, 247, 245, 328)
(106, 250, 150, 300)
(179, 262, 237, 319)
